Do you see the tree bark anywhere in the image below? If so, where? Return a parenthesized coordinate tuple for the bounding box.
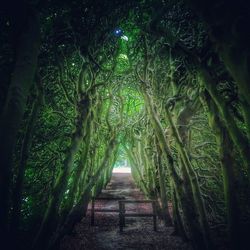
(49, 134, 117, 249)
(0, 9, 40, 238)
(32, 94, 90, 249)
(165, 105, 213, 250)
(200, 89, 242, 250)
(198, 68, 250, 176)
(62, 115, 92, 218)
(155, 143, 172, 226)
(10, 79, 43, 236)
(187, 0, 250, 140)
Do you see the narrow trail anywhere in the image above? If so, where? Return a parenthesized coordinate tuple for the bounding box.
(60, 173, 191, 250)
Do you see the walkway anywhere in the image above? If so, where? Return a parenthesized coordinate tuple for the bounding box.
(60, 173, 191, 250)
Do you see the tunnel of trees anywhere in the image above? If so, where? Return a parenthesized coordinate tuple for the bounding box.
(1, 0, 250, 249)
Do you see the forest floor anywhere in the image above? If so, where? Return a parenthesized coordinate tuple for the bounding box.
(60, 173, 192, 250)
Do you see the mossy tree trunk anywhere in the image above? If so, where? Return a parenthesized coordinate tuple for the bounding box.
(171, 182, 188, 240)
(10, 78, 44, 237)
(141, 88, 179, 226)
(166, 107, 213, 249)
(165, 105, 213, 250)
(198, 68, 250, 176)
(155, 141, 172, 226)
(200, 89, 242, 250)
(187, 0, 250, 140)
(125, 145, 150, 195)
(139, 79, 211, 248)
(61, 112, 92, 219)
(49, 131, 118, 249)
(33, 93, 90, 249)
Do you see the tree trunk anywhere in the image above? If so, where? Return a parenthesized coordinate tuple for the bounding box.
(198, 68, 250, 176)
(141, 87, 212, 249)
(0, 9, 40, 238)
(171, 184, 188, 240)
(165, 106, 213, 250)
(125, 146, 150, 195)
(10, 79, 43, 236)
(187, 0, 250, 140)
(32, 94, 90, 249)
(155, 143, 172, 226)
(62, 116, 92, 218)
(49, 134, 117, 249)
(200, 89, 242, 250)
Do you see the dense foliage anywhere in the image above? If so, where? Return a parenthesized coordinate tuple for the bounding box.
(1, 1, 250, 249)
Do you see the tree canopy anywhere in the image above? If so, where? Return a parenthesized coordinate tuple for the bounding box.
(0, 1, 250, 249)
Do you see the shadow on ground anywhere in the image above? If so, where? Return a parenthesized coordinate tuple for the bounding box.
(60, 173, 192, 250)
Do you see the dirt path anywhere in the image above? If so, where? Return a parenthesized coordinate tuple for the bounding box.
(60, 173, 192, 250)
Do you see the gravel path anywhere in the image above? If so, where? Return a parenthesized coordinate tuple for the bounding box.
(60, 173, 192, 250)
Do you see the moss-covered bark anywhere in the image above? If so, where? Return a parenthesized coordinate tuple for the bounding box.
(187, 0, 250, 141)
(198, 68, 250, 176)
(200, 89, 242, 250)
(33, 93, 90, 249)
(155, 142, 172, 226)
(165, 106, 213, 250)
(10, 79, 44, 236)
(49, 132, 118, 249)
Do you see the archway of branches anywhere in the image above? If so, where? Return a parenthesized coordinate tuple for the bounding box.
(1, 1, 250, 250)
